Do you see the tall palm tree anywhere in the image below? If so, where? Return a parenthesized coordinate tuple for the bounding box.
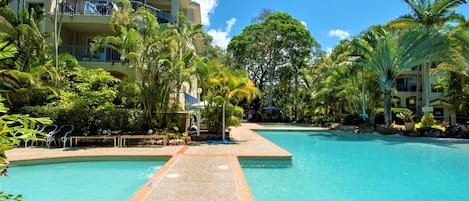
(353, 26, 450, 125)
(93, 0, 202, 129)
(193, 59, 258, 133)
(0, 6, 52, 72)
(446, 23, 469, 76)
(388, 0, 467, 115)
(0, 5, 59, 107)
(389, 0, 466, 29)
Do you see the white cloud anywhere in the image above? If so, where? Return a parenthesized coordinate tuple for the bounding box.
(207, 18, 236, 49)
(300, 21, 307, 28)
(192, 0, 218, 26)
(328, 29, 351, 40)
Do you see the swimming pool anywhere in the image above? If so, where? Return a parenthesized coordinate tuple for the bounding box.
(260, 123, 313, 128)
(241, 130, 469, 201)
(0, 156, 168, 201)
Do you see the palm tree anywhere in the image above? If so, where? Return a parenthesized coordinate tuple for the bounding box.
(352, 26, 450, 126)
(92, 0, 162, 127)
(389, 0, 466, 29)
(0, 6, 52, 72)
(0, 5, 59, 108)
(444, 23, 469, 76)
(193, 59, 258, 133)
(93, 0, 203, 129)
(388, 0, 467, 115)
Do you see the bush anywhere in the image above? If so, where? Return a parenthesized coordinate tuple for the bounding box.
(420, 114, 436, 128)
(374, 108, 412, 124)
(312, 115, 334, 127)
(396, 110, 415, 123)
(342, 113, 365, 126)
(21, 106, 146, 135)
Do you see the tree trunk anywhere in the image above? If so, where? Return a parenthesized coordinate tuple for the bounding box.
(383, 87, 392, 126)
(422, 62, 431, 115)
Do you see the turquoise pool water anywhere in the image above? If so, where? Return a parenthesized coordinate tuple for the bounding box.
(0, 156, 167, 201)
(241, 130, 469, 201)
(260, 123, 312, 128)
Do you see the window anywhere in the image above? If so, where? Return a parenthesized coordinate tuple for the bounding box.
(406, 96, 417, 113)
(433, 108, 444, 117)
(396, 77, 417, 92)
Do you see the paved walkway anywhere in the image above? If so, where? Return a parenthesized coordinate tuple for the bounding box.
(6, 123, 323, 201)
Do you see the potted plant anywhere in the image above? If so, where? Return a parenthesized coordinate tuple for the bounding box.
(397, 110, 415, 131)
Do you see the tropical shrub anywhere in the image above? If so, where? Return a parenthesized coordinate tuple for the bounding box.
(342, 113, 365, 126)
(195, 60, 258, 134)
(312, 115, 334, 127)
(420, 114, 437, 128)
(396, 110, 416, 123)
(374, 108, 413, 124)
(0, 95, 51, 200)
(22, 106, 146, 134)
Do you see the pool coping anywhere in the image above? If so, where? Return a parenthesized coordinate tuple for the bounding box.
(130, 124, 294, 201)
(6, 123, 321, 201)
(9, 124, 469, 201)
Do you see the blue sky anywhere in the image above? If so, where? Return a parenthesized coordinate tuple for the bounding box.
(192, 0, 469, 52)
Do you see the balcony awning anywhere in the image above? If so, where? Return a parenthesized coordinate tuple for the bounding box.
(430, 99, 452, 107)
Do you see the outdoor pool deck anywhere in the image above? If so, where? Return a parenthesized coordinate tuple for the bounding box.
(6, 123, 327, 201)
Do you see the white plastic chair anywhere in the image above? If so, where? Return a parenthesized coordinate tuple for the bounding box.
(56, 125, 75, 148)
(44, 125, 59, 148)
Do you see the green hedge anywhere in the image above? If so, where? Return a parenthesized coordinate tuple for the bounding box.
(21, 106, 146, 135)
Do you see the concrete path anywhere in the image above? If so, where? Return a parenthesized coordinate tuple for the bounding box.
(6, 123, 320, 201)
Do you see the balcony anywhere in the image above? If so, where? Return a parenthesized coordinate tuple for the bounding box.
(59, 0, 173, 23)
(130, 1, 173, 23)
(59, 45, 120, 62)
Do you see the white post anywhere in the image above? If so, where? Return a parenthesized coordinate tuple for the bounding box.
(54, 0, 59, 69)
(196, 111, 201, 137)
(423, 63, 433, 115)
(196, 88, 202, 137)
(222, 103, 225, 141)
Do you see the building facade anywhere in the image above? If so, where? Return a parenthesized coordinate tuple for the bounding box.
(9, 0, 202, 115)
(10, 0, 200, 77)
(394, 66, 455, 124)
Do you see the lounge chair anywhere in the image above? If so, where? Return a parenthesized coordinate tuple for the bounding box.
(26, 124, 58, 147)
(55, 125, 75, 148)
(23, 124, 45, 148)
(43, 124, 59, 148)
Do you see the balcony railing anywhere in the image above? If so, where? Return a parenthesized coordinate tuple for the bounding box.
(59, 45, 121, 62)
(59, 0, 173, 23)
(130, 1, 173, 23)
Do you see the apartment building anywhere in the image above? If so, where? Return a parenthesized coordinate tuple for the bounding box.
(10, 0, 202, 118)
(394, 66, 455, 124)
(10, 0, 201, 79)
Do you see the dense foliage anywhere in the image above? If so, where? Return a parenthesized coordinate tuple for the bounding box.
(0, 0, 468, 137)
(227, 11, 320, 121)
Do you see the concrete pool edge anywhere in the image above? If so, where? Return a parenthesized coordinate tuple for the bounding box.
(6, 123, 314, 201)
(130, 145, 189, 200)
(130, 125, 294, 201)
(8, 155, 171, 166)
